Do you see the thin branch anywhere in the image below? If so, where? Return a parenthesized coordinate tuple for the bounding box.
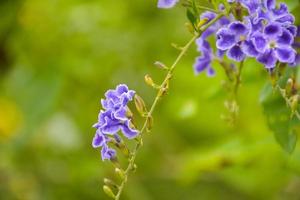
(114, 13, 225, 200)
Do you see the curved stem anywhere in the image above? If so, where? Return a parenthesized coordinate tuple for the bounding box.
(114, 13, 224, 200)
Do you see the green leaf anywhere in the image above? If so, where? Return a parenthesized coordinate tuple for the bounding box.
(186, 9, 197, 25)
(260, 83, 298, 154)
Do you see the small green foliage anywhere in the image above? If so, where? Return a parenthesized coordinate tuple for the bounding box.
(260, 83, 298, 154)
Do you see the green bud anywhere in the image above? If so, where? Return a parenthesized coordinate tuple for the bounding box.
(145, 74, 154, 87)
(115, 142, 130, 158)
(104, 178, 118, 189)
(131, 164, 137, 172)
(103, 185, 115, 199)
(286, 78, 294, 97)
(290, 95, 299, 113)
(126, 108, 133, 119)
(197, 18, 209, 28)
(115, 168, 125, 180)
(146, 116, 153, 132)
(154, 61, 168, 70)
(134, 94, 147, 116)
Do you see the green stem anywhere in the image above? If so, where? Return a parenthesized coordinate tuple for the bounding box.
(234, 60, 244, 97)
(114, 13, 224, 200)
(196, 5, 221, 13)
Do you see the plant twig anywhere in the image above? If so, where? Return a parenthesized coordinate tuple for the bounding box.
(114, 13, 225, 200)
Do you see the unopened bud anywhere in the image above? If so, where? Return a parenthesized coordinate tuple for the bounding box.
(131, 164, 138, 172)
(197, 18, 209, 28)
(104, 178, 118, 189)
(103, 185, 115, 199)
(154, 61, 168, 70)
(126, 108, 133, 119)
(286, 78, 294, 96)
(146, 116, 153, 132)
(291, 95, 299, 113)
(115, 168, 125, 180)
(145, 74, 154, 87)
(134, 94, 147, 116)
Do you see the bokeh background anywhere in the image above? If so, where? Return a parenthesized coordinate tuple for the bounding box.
(1, 0, 300, 199)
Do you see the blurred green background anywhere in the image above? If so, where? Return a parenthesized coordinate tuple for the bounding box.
(1, 0, 300, 199)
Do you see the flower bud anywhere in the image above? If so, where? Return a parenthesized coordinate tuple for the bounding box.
(112, 138, 130, 158)
(286, 78, 294, 96)
(104, 178, 118, 189)
(134, 94, 147, 116)
(103, 185, 116, 199)
(145, 74, 154, 87)
(131, 164, 137, 172)
(154, 61, 168, 70)
(115, 168, 125, 180)
(291, 95, 299, 113)
(197, 18, 209, 28)
(146, 116, 153, 132)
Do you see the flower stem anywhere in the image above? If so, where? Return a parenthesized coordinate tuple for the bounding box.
(234, 60, 244, 97)
(114, 13, 224, 200)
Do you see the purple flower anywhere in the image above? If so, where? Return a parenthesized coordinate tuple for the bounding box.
(216, 21, 259, 61)
(252, 23, 296, 68)
(194, 39, 215, 76)
(290, 26, 300, 66)
(193, 11, 231, 76)
(92, 84, 139, 161)
(157, 0, 179, 9)
(256, 0, 295, 26)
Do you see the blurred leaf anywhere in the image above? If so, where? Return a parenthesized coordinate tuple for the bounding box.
(260, 83, 298, 153)
(186, 9, 197, 27)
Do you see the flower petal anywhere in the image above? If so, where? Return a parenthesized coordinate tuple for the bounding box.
(121, 121, 139, 139)
(216, 28, 236, 50)
(101, 116, 121, 134)
(114, 107, 127, 121)
(101, 145, 116, 161)
(92, 131, 105, 148)
(264, 23, 283, 38)
(229, 21, 248, 36)
(264, 0, 276, 10)
(207, 67, 215, 77)
(257, 49, 277, 68)
(252, 32, 267, 53)
(275, 47, 296, 63)
(227, 45, 245, 61)
(277, 29, 294, 46)
(157, 0, 178, 8)
(194, 56, 211, 75)
(241, 40, 259, 57)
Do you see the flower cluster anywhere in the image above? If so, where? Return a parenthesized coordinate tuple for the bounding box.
(158, 0, 298, 74)
(92, 84, 139, 161)
(217, 0, 297, 70)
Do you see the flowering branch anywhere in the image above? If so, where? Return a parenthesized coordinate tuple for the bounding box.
(114, 13, 225, 199)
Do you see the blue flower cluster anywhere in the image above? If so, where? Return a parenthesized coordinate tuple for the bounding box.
(92, 84, 139, 161)
(157, 0, 298, 74)
(216, 0, 297, 69)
